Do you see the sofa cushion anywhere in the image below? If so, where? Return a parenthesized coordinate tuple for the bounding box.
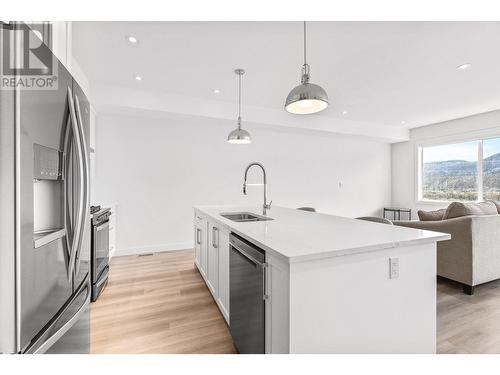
(418, 209, 446, 221)
(443, 201, 498, 220)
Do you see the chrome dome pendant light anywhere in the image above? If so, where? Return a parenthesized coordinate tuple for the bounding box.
(285, 21, 329, 114)
(227, 69, 252, 144)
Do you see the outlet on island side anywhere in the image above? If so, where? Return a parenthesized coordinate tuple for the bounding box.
(389, 257, 399, 279)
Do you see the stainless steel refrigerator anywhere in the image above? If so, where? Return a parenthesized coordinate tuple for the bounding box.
(0, 23, 91, 354)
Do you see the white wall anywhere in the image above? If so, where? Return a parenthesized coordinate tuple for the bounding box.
(392, 110, 500, 214)
(49, 22, 72, 69)
(50, 22, 93, 98)
(95, 112, 392, 256)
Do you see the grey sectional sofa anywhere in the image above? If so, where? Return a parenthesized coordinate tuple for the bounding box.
(395, 201, 500, 295)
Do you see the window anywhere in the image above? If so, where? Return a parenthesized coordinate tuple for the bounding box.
(483, 138, 500, 201)
(419, 137, 500, 202)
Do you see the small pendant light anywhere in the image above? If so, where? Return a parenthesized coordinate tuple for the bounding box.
(227, 69, 252, 144)
(285, 21, 329, 115)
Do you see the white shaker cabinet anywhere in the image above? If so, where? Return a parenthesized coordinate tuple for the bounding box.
(194, 213, 208, 278)
(217, 227, 230, 321)
(194, 210, 230, 324)
(207, 224, 219, 297)
(194, 224, 202, 269)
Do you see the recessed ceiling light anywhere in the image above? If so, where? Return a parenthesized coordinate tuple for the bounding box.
(213, 89, 220, 94)
(401, 121, 406, 125)
(134, 75, 142, 81)
(342, 110, 348, 115)
(456, 63, 471, 70)
(127, 36, 138, 44)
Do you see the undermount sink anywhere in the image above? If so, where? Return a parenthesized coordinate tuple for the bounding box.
(220, 212, 274, 222)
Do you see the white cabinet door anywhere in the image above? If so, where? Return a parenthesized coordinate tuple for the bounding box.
(207, 223, 219, 297)
(201, 221, 208, 278)
(194, 213, 203, 271)
(217, 228, 230, 323)
(194, 214, 208, 279)
(194, 211, 230, 324)
(194, 224, 202, 268)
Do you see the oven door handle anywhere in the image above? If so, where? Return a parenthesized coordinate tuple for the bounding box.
(96, 221, 110, 232)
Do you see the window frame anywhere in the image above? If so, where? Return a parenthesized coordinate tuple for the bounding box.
(415, 136, 500, 204)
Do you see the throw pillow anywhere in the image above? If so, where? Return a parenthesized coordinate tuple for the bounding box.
(417, 209, 446, 221)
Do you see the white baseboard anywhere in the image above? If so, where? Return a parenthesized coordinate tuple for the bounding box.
(113, 242, 194, 257)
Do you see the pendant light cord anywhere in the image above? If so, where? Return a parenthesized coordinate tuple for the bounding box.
(238, 72, 242, 129)
(303, 21, 307, 66)
(301, 21, 310, 83)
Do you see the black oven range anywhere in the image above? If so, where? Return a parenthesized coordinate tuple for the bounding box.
(90, 206, 111, 302)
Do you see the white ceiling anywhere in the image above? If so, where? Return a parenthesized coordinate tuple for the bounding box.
(73, 21, 500, 131)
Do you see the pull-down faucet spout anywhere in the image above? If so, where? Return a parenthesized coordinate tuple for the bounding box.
(243, 162, 272, 215)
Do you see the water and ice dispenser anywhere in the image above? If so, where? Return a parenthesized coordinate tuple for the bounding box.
(33, 144, 65, 248)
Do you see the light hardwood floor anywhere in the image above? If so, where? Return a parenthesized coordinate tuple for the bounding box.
(91, 249, 500, 354)
(90, 249, 237, 354)
(437, 277, 500, 354)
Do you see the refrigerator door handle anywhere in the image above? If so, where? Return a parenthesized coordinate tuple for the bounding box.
(73, 94, 90, 278)
(67, 87, 85, 284)
(62, 114, 73, 273)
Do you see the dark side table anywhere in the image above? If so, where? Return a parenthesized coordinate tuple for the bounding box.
(384, 207, 412, 221)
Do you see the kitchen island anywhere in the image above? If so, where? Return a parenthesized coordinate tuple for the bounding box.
(193, 205, 450, 354)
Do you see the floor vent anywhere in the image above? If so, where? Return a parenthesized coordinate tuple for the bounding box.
(138, 253, 154, 257)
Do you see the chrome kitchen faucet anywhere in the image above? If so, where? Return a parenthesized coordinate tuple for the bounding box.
(243, 162, 272, 215)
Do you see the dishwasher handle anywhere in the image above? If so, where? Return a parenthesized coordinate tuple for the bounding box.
(229, 233, 265, 264)
(231, 244, 264, 267)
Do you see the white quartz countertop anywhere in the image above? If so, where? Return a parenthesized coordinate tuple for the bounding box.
(195, 205, 451, 263)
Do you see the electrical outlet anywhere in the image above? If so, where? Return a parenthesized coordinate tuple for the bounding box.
(389, 257, 399, 279)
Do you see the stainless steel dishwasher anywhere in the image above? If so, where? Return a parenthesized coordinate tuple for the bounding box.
(229, 233, 267, 354)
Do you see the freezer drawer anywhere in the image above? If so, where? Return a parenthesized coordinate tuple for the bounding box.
(24, 275, 90, 354)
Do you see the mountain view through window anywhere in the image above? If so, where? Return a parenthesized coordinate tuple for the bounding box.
(421, 137, 500, 202)
(483, 138, 500, 201)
